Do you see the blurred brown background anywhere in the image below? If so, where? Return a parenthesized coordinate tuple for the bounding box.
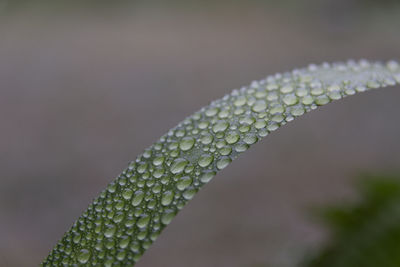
(0, 0, 399, 266)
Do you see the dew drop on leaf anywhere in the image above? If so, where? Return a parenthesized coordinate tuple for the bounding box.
(77, 249, 91, 264)
(170, 158, 189, 174)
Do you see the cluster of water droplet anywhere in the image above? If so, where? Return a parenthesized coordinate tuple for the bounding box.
(43, 60, 399, 266)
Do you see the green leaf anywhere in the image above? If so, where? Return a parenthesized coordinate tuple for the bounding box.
(43, 60, 400, 266)
(304, 173, 400, 267)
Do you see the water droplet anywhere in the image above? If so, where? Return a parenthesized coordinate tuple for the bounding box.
(243, 134, 257, 145)
(137, 216, 151, 228)
(219, 146, 232, 156)
(116, 250, 126, 261)
(290, 106, 305, 116)
(282, 94, 298, 106)
(315, 95, 330, 105)
(183, 188, 197, 200)
(216, 140, 226, 149)
(280, 85, 294, 93)
(143, 149, 152, 158)
(311, 87, 324, 96)
(137, 163, 148, 174)
(153, 156, 165, 166)
(212, 121, 229, 133)
(252, 100, 267, 113)
(387, 60, 399, 72)
(328, 91, 342, 100)
(254, 120, 266, 129)
(326, 84, 339, 92)
(200, 171, 216, 183)
(218, 109, 230, 119)
(296, 87, 308, 97)
(177, 176, 192, 191)
(114, 212, 124, 223)
(271, 114, 284, 123)
(131, 191, 145, 207)
(269, 105, 284, 114)
(238, 125, 249, 133)
(239, 116, 255, 125)
(122, 189, 133, 200)
(170, 158, 189, 174)
(156, 213, 173, 229)
(130, 242, 140, 253)
(179, 137, 195, 151)
(234, 143, 249, 153)
(234, 107, 245, 115)
(198, 154, 214, 167)
(119, 236, 130, 249)
(366, 80, 380, 89)
(107, 183, 117, 193)
(234, 96, 247, 107)
(153, 168, 165, 178)
(267, 123, 279, 131)
(175, 129, 186, 138)
(73, 233, 81, 244)
(216, 157, 232, 170)
(205, 107, 219, 117)
(184, 164, 194, 174)
(225, 131, 240, 144)
(77, 249, 91, 264)
(302, 95, 314, 105)
(104, 224, 116, 238)
(267, 91, 279, 101)
(161, 191, 174, 206)
(266, 83, 278, 91)
(255, 91, 266, 98)
(125, 217, 136, 228)
(200, 134, 213, 145)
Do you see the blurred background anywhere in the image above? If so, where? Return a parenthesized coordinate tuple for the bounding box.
(0, 0, 399, 266)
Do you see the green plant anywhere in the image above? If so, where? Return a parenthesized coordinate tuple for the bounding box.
(43, 60, 400, 266)
(304, 173, 400, 267)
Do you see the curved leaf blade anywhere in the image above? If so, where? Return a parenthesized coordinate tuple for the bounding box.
(43, 60, 400, 266)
